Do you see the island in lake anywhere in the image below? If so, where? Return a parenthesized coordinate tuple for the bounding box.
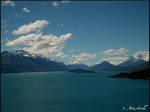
(109, 68, 149, 80)
(69, 69, 96, 73)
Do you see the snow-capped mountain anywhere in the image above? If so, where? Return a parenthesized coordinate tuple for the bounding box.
(1, 50, 68, 73)
(2, 50, 33, 57)
(90, 61, 116, 70)
(1, 50, 148, 73)
(118, 56, 146, 67)
(89, 57, 148, 71)
(2, 50, 47, 59)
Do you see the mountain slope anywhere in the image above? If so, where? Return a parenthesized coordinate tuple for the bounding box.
(90, 58, 148, 71)
(1, 50, 68, 73)
(112, 61, 149, 71)
(90, 61, 116, 71)
(118, 56, 146, 67)
(67, 64, 89, 70)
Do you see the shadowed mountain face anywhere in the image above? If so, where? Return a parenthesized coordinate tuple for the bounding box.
(90, 61, 116, 71)
(1, 50, 149, 73)
(90, 58, 148, 71)
(1, 50, 68, 73)
(118, 56, 146, 67)
(66, 64, 89, 70)
(112, 57, 148, 71)
(112, 61, 149, 71)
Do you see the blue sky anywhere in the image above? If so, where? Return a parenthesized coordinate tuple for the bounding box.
(1, 1, 149, 65)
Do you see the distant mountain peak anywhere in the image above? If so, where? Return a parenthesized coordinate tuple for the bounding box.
(95, 61, 114, 66)
(118, 57, 146, 67)
(1, 50, 68, 73)
(2, 50, 46, 59)
(100, 61, 112, 64)
(67, 63, 89, 70)
(11, 50, 31, 56)
(90, 61, 115, 71)
(127, 56, 138, 61)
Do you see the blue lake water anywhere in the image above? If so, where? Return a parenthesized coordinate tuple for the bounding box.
(1, 71, 149, 112)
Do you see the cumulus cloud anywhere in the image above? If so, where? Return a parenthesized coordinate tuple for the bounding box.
(12, 20, 49, 35)
(83, 62, 94, 66)
(22, 7, 30, 13)
(6, 33, 72, 58)
(61, 0, 71, 3)
(56, 52, 63, 57)
(61, 54, 69, 58)
(6, 33, 42, 46)
(3, 1, 15, 7)
(101, 48, 128, 55)
(66, 61, 81, 65)
(56, 52, 69, 58)
(66, 60, 93, 66)
(101, 57, 129, 65)
(52, 0, 71, 7)
(72, 53, 96, 61)
(133, 51, 149, 61)
(52, 1, 59, 7)
(62, 54, 69, 58)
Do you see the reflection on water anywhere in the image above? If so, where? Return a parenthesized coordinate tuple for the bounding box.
(1, 71, 149, 112)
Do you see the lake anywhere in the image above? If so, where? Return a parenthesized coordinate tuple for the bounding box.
(1, 71, 149, 112)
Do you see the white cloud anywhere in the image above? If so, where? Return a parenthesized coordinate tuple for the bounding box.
(61, 0, 71, 3)
(96, 50, 149, 65)
(52, 1, 71, 7)
(101, 57, 129, 65)
(6, 33, 42, 46)
(12, 20, 49, 35)
(6, 33, 72, 58)
(3, 1, 15, 7)
(101, 48, 128, 55)
(83, 62, 94, 66)
(66, 60, 93, 66)
(66, 61, 81, 65)
(22, 7, 30, 13)
(133, 51, 149, 61)
(72, 53, 96, 61)
(56, 52, 63, 57)
(56, 52, 69, 58)
(61, 54, 69, 58)
(68, 53, 96, 66)
(52, 1, 59, 7)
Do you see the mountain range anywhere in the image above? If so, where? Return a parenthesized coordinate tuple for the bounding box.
(90, 61, 116, 71)
(1, 50, 148, 73)
(117, 56, 146, 67)
(1, 50, 67, 73)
